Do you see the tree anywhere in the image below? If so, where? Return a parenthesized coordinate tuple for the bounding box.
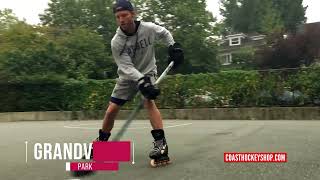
(0, 23, 66, 80)
(220, 0, 305, 34)
(256, 35, 303, 69)
(235, 0, 283, 34)
(133, 0, 219, 73)
(255, 25, 320, 69)
(0, 22, 115, 81)
(40, 0, 117, 47)
(40, 0, 92, 28)
(271, 0, 306, 32)
(40, 0, 118, 79)
(300, 24, 320, 66)
(0, 8, 20, 30)
(259, 1, 283, 34)
(41, 0, 220, 74)
(56, 27, 115, 79)
(220, 0, 241, 33)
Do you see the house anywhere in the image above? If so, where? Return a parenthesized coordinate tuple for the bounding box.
(218, 22, 320, 66)
(298, 21, 320, 61)
(218, 33, 266, 65)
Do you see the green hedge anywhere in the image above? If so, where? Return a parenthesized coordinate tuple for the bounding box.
(0, 78, 115, 112)
(1, 68, 320, 112)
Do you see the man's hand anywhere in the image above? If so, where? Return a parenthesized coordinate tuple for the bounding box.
(168, 42, 184, 69)
(138, 76, 160, 100)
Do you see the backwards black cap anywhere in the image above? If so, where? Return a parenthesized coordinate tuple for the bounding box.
(113, 0, 134, 14)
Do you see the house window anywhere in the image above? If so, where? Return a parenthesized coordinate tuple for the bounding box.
(222, 54, 232, 65)
(229, 37, 241, 46)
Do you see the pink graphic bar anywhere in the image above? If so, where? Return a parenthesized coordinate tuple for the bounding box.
(93, 141, 131, 162)
(69, 162, 119, 171)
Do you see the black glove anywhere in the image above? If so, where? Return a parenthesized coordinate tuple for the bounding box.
(138, 76, 160, 100)
(168, 42, 184, 69)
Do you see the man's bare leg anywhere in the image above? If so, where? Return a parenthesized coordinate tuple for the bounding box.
(144, 99, 170, 166)
(101, 102, 121, 133)
(144, 100, 163, 129)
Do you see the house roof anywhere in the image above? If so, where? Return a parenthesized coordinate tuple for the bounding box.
(225, 33, 246, 38)
(218, 33, 267, 54)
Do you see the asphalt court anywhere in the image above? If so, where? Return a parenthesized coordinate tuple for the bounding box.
(1, 120, 320, 180)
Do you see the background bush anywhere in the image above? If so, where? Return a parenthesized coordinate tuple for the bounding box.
(1, 68, 320, 112)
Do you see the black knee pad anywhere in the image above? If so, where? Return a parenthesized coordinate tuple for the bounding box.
(110, 97, 128, 106)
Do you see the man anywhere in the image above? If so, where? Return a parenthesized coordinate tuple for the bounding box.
(95, 0, 183, 166)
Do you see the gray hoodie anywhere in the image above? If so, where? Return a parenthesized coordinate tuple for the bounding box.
(111, 21, 175, 82)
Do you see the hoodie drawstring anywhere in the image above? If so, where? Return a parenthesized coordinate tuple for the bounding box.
(119, 21, 140, 58)
(119, 36, 129, 56)
(119, 34, 138, 59)
(132, 32, 138, 58)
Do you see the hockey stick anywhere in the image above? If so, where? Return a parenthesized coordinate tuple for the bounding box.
(112, 61, 174, 141)
(73, 62, 174, 177)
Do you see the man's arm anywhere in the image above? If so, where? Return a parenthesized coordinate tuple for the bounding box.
(150, 23, 175, 46)
(149, 23, 184, 69)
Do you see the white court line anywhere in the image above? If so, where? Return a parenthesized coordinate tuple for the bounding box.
(132, 141, 135, 164)
(63, 123, 192, 130)
(25, 141, 28, 163)
(66, 122, 180, 126)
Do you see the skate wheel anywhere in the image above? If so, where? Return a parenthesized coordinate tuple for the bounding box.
(150, 159, 157, 167)
(150, 159, 172, 168)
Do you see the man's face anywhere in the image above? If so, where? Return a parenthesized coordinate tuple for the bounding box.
(115, 10, 135, 31)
